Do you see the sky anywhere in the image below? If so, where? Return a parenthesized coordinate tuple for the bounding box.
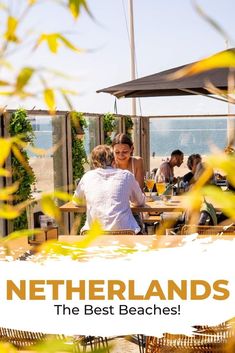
(2, 0, 235, 116)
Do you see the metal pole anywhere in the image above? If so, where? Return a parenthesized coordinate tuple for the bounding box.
(129, 0, 136, 117)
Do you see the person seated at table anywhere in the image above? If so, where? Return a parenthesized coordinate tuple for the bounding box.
(183, 154, 202, 184)
(155, 149, 184, 183)
(73, 145, 145, 234)
(111, 133, 145, 190)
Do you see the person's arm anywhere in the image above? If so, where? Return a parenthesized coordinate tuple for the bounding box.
(134, 157, 145, 190)
(72, 177, 86, 205)
(155, 163, 171, 183)
(129, 174, 145, 206)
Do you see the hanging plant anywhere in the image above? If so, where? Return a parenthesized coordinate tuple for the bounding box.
(102, 112, 116, 145)
(8, 109, 36, 230)
(70, 111, 88, 233)
(125, 116, 134, 136)
(70, 111, 88, 183)
(125, 116, 134, 131)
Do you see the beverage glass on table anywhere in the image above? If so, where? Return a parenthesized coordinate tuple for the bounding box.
(156, 175, 167, 201)
(145, 172, 155, 201)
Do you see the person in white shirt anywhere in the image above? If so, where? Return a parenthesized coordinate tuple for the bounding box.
(73, 145, 145, 234)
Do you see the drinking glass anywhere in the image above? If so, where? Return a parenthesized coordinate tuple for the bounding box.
(155, 174, 167, 200)
(145, 172, 155, 201)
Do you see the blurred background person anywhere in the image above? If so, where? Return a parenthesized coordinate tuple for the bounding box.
(155, 149, 184, 183)
(183, 153, 202, 184)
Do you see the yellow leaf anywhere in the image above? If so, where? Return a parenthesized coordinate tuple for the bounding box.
(15, 67, 34, 92)
(171, 49, 235, 79)
(0, 204, 21, 219)
(37, 33, 82, 54)
(207, 153, 235, 186)
(37, 34, 59, 53)
(0, 181, 19, 201)
(69, 0, 81, 19)
(2, 229, 42, 243)
(30, 335, 75, 352)
(57, 34, 82, 52)
(50, 190, 75, 202)
(0, 138, 11, 166)
(68, 0, 92, 19)
(44, 88, 56, 113)
(0, 342, 17, 353)
(0, 168, 11, 177)
(0, 91, 13, 96)
(26, 142, 61, 156)
(11, 144, 33, 175)
(203, 185, 235, 219)
(41, 195, 61, 223)
(77, 219, 104, 248)
(28, 0, 37, 4)
(0, 58, 13, 70)
(0, 181, 19, 195)
(4, 16, 19, 42)
(0, 79, 10, 86)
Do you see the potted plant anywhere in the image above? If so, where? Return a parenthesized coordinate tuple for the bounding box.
(70, 111, 87, 140)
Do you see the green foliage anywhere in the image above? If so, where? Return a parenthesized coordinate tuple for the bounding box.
(70, 111, 88, 182)
(103, 112, 116, 131)
(9, 109, 35, 143)
(125, 116, 134, 139)
(102, 112, 116, 145)
(8, 109, 36, 230)
(70, 111, 88, 233)
(125, 116, 134, 130)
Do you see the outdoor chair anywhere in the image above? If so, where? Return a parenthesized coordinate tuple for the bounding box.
(80, 229, 135, 235)
(145, 321, 235, 353)
(181, 224, 235, 236)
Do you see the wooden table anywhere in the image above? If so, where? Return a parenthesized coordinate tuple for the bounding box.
(60, 195, 224, 214)
(60, 196, 186, 214)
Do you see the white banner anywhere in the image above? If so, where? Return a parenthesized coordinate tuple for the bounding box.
(0, 236, 235, 336)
